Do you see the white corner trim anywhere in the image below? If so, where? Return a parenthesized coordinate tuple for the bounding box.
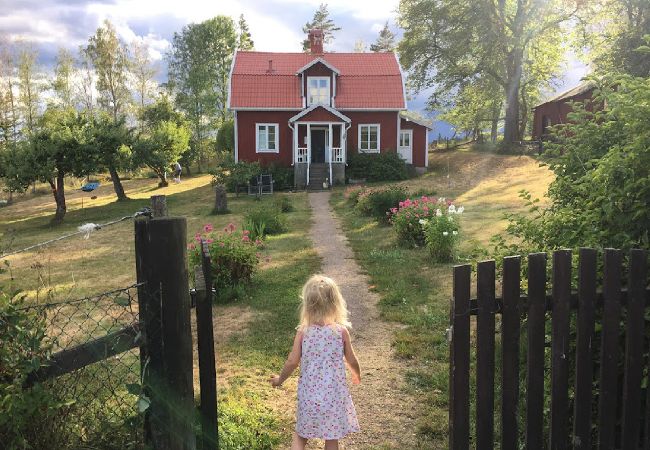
(358, 123, 381, 153)
(227, 49, 237, 110)
(234, 110, 239, 162)
(296, 57, 340, 75)
(425, 129, 429, 167)
(394, 52, 408, 110)
(255, 123, 280, 153)
(396, 113, 400, 151)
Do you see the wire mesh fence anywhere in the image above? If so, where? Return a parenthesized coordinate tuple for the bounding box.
(6, 284, 144, 450)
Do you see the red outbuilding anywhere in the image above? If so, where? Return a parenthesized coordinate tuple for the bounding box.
(228, 29, 432, 189)
(532, 81, 596, 141)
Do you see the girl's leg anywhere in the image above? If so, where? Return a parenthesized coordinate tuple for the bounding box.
(291, 432, 307, 450)
(324, 439, 339, 450)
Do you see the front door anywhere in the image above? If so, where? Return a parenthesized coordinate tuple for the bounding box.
(311, 129, 326, 163)
(398, 130, 413, 164)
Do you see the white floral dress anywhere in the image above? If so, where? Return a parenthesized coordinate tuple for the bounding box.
(296, 324, 360, 440)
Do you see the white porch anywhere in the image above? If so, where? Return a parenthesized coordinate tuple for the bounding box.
(292, 121, 347, 188)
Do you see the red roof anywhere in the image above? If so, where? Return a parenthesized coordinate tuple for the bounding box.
(229, 52, 406, 110)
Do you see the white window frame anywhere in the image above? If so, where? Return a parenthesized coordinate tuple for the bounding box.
(255, 123, 279, 153)
(358, 124, 380, 153)
(307, 76, 330, 106)
(399, 129, 412, 148)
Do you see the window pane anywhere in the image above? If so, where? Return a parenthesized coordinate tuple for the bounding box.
(268, 126, 276, 149)
(258, 126, 267, 149)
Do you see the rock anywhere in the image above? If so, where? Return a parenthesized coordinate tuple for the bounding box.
(214, 184, 228, 214)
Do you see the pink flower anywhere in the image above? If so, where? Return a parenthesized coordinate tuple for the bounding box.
(223, 227, 229, 233)
(255, 239, 262, 246)
(195, 235, 202, 242)
(242, 235, 250, 242)
(219, 242, 225, 247)
(205, 238, 214, 244)
(228, 223, 236, 232)
(243, 229, 250, 235)
(203, 224, 213, 233)
(188, 243, 195, 250)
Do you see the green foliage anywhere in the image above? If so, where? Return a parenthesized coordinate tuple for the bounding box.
(237, 14, 255, 51)
(210, 154, 261, 192)
(355, 186, 409, 223)
(274, 195, 294, 213)
(188, 223, 262, 302)
(497, 75, 650, 254)
(423, 212, 461, 262)
(216, 119, 235, 152)
(370, 21, 396, 52)
(134, 96, 190, 186)
(347, 152, 409, 182)
(301, 3, 341, 51)
(0, 290, 62, 450)
(263, 164, 294, 190)
(389, 195, 443, 247)
(244, 207, 288, 236)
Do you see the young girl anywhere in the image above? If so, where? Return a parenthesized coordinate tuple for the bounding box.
(270, 275, 361, 450)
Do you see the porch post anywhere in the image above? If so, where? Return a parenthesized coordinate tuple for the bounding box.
(328, 123, 333, 185)
(293, 122, 298, 165)
(306, 123, 311, 186)
(340, 124, 345, 163)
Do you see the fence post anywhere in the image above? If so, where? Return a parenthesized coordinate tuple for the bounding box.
(151, 195, 168, 217)
(194, 240, 219, 450)
(476, 260, 496, 450)
(135, 216, 196, 450)
(501, 256, 521, 450)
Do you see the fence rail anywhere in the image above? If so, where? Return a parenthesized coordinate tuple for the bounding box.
(449, 248, 650, 450)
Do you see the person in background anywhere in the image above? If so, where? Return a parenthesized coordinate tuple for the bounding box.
(172, 161, 182, 183)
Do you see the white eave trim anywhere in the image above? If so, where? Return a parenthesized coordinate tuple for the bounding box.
(295, 57, 340, 75)
(399, 111, 434, 129)
(394, 52, 408, 110)
(230, 107, 303, 111)
(289, 104, 351, 123)
(226, 49, 238, 110)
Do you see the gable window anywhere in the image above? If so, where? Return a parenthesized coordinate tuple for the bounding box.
(358, 124, 380, 153)
(307, 76, 330, 106)
(256, 123, 279, 153)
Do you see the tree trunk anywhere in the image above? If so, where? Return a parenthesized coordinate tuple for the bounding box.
(503, 77, 521, 145)
(51, 174, 66, 223)
(157, 170, 168, 188)
(184, 165, 192, 176)
(519, 92, 529, 139)
(491, 102, 501, 143)
(108, 166, 128, 200)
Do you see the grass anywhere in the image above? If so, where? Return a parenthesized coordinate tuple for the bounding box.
(330, 149, 553, 444)
(0, 174, 320, 449)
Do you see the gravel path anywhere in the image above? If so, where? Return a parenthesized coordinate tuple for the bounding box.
(306, 191, 419, 449)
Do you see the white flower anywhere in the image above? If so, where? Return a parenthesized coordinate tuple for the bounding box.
(448, 216, 453, 222)
(438, 197, 446, 203)
(418, 219, 428, 225)
(436, 209, 442, 217)
(448, 204, 456, 213)
(452, 230, 458, 235)
(443, 231, 449, 236)
(457, 206, 465, 214)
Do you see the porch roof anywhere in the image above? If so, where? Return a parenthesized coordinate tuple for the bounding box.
(289, 105, 351, 123)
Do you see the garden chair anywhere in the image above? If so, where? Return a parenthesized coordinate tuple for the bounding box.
(259, 174, 274, 195)
(247, 175, 262, 196)
(80, 182, 100, 192)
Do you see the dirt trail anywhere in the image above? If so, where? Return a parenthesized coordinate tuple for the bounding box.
(304, 191, 419, 449)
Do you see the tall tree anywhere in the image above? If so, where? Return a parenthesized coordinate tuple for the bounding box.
(0, 37, 18, 146)
(130, 40, 158, 113)
(370, 22, 397, 52)
(353, 39, 366, 53)
(17, 44, 40, 136)
(51, 48, 75, 109)
(76, 48, 96, 113)
(301, 4, 341, 51)
(167, 16, 237, 172)
(84, 20, 132, 200)
(398, 0, 574, 145)
(237, 14, 255, 50)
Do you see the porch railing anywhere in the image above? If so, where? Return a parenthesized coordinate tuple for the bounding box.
(297, 147, 308, 163)
(332, 147, 344, 163)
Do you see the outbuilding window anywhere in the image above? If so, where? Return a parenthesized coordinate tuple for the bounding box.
(307, 77, 330, 106)
(358, 124, 380, 153)
(256, 124, 279, 153)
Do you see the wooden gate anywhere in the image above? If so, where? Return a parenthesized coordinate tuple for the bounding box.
(449, 248, 650, 449)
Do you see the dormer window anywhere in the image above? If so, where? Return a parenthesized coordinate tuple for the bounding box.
(307, 76, 330, 106)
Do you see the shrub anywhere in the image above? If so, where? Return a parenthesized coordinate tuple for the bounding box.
(216, 120, 235, 152)
(355, 186, 408, 222)
(422, 203, 464, 262)
(210, 155, 260, 192)
(188, 223, 263, 301)
(343, 185, 367, 204)
(263, 165, 294, 191)
(347, 152, 409, 182)
(273, 195, 294, 213)
(244, 206, 287, 236)
(389, 195, 443, 247)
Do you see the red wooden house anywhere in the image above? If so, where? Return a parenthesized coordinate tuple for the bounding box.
(228, 29, 432, 189)
(532, 81, 596, 141)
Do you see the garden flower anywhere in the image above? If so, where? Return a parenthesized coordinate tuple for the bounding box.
(439, 197, 446, 203)
(436, 209, 442, 217)
(453, 231, 458, 235)
(219, 242, 225, 247)
(242, 235, 250, 242)
(419, 219, 428, 225)
(448, 204, 456, 213)
(188, 243, 195, 250)
(443, 231, 449, 236)
(195, 235, 202, 242)
(255, 238, 262, 246)
(243, 229, 250, 235)
(228, 223, 236, 232)
(203, 224, 213, 233)
(206, 238, 214, 244)
(457, 206, 465, 214)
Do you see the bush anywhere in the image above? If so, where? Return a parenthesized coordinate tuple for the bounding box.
(0, 290, 62, 450)
(216, 120, 235, 152)
(355, 186, 408, 223)
(210, 154, 260, 192)
(188, 223, 263, 301)
(244, 206, 288, 236)
(263, 165, 294, 191)
(422, 203, 464, 262)
(389, 195, 443, 247)
(347, 152, 409, 182)
(343, 185, 367, 204)
(273, 195, 294, 213)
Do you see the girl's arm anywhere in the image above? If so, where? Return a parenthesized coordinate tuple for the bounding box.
(269, 330, 303, 387)
(342, 327, 361, 384)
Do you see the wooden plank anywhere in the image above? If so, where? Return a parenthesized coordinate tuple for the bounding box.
(501, 256, 521, 450)
(449, 264, 471, 450)
(597, 248, 623, 450)
(621, 249, 647, 449)
(196, 242, 218, 450)
(573, 248, 597, 449)
(526, 252, 547, 450)
(26, 324, 139, 385)
(550, 249, 572, 450)
(476, 260, 496, 450)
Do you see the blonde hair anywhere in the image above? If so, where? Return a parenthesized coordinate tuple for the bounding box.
(299, 274, 351, 329)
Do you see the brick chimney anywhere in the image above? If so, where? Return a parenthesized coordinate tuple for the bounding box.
(308, 29, 324, 54)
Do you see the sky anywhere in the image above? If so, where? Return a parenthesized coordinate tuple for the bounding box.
(1, 0, 589, 138)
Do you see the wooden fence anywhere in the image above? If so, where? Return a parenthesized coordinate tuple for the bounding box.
(449, 248, 650, 450)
